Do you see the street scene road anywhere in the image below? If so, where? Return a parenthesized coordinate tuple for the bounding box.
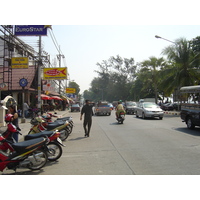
(2, 110, 200, 175)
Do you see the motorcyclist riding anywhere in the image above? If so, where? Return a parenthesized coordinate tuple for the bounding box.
(115, 100, 126, 118)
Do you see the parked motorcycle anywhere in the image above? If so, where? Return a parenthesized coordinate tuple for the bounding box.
(2, 114, 64, 162)
(0, 135, 48, 172)
(24, 130, 64, 161)
(116, 111, 125, 124)
(28, 116, 70, 141)
(42, 113, 74, 135)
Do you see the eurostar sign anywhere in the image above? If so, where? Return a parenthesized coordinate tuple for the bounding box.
(14, 25, 50, 36)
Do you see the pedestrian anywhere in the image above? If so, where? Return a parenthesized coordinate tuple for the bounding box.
(8, 105, 21, 142)
(80, 100, 94, 137)
(23, 101, 29, 118)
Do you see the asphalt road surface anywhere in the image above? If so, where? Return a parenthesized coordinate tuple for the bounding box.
(2, 111, 200, 175)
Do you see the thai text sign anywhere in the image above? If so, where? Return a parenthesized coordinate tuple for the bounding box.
(43, 67, 67, 80)
(14, 25, 48, 36)
(11, 57, 29, 69)
(66, 88, 76, 94)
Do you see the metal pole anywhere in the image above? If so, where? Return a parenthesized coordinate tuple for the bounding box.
(37, 35, 42, 113)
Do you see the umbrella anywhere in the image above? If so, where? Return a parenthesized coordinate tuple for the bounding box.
(51, 96, 62, 101)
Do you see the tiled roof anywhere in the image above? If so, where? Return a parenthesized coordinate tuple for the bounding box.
(0, 66, 37, 91)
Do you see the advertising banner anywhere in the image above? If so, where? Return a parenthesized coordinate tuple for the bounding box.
(14, 25, 48, 36)
(66, 88, 76, 94)
(43, 67, 67, 80)
(11, 57, 29, 69)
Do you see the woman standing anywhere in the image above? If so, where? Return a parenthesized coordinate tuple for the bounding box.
(8, 105, 20, 142)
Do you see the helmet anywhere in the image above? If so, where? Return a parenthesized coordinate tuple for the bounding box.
(5, 114, 14, 122)
(118, 100, 122, 104)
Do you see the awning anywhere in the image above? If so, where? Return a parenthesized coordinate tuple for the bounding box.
(37, 94, 52, 100)
(51, 96, 63, 101)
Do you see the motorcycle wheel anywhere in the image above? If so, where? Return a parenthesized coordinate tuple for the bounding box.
(28, 149, 48, 170)
(47, 142, 62, 161)
(59, 129, 69, 141)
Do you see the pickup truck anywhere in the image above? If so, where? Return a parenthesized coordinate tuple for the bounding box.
(94, 103, 112, 116)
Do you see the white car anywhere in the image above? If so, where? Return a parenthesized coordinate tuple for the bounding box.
(135, 102, 164, 120)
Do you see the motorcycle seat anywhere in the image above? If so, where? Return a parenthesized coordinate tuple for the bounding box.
(46, 121, 65, 130)
(24, 131, 54, 140)
(56, 117, 71, 121)
(12, 137, 46, 153)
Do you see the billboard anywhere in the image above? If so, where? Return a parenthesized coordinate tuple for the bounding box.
(43, 67, 67, 80)
(66, 88, 76, 94)
(14, 25, 49, 36)
(11, 57, 29, 69)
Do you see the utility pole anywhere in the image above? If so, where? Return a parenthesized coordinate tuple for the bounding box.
(37, 35, 42, 113)
(57, 46, 64, 94)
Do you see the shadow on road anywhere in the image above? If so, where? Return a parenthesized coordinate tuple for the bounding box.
(68, 137, 86, 141)
(174, 127, 200, 137)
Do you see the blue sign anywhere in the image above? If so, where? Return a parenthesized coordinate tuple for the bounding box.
(67, 94, 75, 98)
(19, 78, 28, 87)
(14, 25, 48, 36)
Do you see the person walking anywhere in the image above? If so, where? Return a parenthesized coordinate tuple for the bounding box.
(80, 100, 94, 137)
(23, 101, 29, 118)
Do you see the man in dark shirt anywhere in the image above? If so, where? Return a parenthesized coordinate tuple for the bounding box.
(80, 100, 93, 137)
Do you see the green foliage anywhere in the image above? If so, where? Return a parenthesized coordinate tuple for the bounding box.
(83, 36, 200, 103)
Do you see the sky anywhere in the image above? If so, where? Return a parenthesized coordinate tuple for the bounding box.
(21, 25, 200, 93)
(4, 0, 200, 94)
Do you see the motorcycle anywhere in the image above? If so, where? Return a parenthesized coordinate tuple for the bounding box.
(2, 114, 64, 162)
(24, 130, 64, 161)
(0, 135, 48, 172)
(42, 113, 74, 135)
(116, 111, 125, 124)
(28, 116, 70, 141)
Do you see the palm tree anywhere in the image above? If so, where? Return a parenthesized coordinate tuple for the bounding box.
(139, 56, 166, 103)
(161, 38, 200, 95)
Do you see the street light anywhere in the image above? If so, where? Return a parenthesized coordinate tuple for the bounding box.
(155, 35, 176, 44)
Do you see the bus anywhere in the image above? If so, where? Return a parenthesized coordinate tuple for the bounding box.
(180, 85, 200, 129)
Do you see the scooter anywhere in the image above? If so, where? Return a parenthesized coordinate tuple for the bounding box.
(116, 111, 125, 124)
(28, 116, 70, 141)
(1, 114, 64, 162)
(42, 113, 74, 135)
(0, 135, 48, 172)
(24, 130, 64, 161)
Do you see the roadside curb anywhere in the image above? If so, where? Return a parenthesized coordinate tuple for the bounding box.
(164, 111, 180, 115)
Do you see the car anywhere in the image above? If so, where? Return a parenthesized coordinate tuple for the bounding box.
(124, 101, 137, 114)
(108, 103, 114, 110)
(70, 104, 80, 112)
(135, 102, 164, 120)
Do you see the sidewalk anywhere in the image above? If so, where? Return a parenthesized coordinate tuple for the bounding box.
(0, 109, 69, 142)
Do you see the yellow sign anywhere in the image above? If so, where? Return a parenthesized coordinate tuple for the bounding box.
(43, 67, 67, 80)
(11, 57, 29, 69)
(66, 88, 76, 94)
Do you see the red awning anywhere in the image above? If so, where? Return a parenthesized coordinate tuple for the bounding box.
(51, 96, 62, 101)
(37, 94, 52, 100)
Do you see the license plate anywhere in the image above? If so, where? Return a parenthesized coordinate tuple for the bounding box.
(57, 137, 62, 144)
(121, 115, 125, 117)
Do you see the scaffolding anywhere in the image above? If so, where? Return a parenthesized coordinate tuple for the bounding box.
(0, 26, 13, 96)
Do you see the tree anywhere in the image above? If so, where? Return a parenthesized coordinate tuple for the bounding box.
(161, 37, 200, 95)
(68, 81, 80, 95)
(138, 57, 167, 103)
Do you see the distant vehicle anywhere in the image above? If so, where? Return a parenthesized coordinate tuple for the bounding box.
(180, 85, 200, 129)
(160, 103, 179, 111)
(94, 101, 112, 116)
(70, 104, 80, 112)
(108, 103, 114, 110)
(124, 101, 137, 114)
(139, 98, 155, 103)
(135, 102, 164, 120)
